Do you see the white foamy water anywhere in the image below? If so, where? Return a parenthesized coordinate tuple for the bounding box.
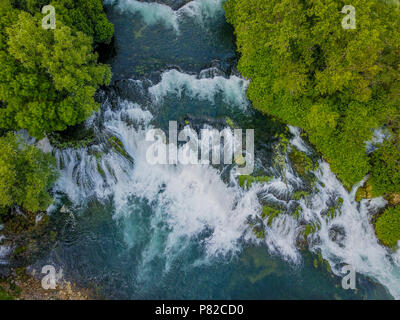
(307, 163, 400, 299)
(51, 68, 400, 299)
(104, 0, 225, 32)
(53, 70, 256, 263)
(149, 69, 249, 108)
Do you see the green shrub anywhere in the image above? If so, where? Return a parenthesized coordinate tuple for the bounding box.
(0, 133, 58, 213)
(375, 206, 400, 248)
(370, 138, 400, 196)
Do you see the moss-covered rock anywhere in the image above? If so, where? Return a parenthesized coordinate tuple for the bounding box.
(355, 180, 375, 202)
(108, 136, 130, 159)
(386, 193, 400, 206)
(48, 124, 96, 150)
(302, 221, 321, 237)
(292, 190, 309, 200)
(289, 146, 315, 179)
(252, 227, 266, 239)
(238, 175, 273, 189)
(261, 206, 282, 226)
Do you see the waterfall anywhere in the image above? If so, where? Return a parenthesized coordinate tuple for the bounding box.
(49, 65, 400, 298)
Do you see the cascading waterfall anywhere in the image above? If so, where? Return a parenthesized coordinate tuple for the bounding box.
(16, 0, 391, 299)
(46, 65, 400, 299)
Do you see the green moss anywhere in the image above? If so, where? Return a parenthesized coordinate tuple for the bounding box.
(292, 190, 309, 200)
(375, 206, 400, 248)
(319, 252, 332, 273)
(97, 164, 105, 177)
(135, 65, 146, 76)
(49, 230, 57, 242)
(225, 117, 235, 128)
(289, 147, 314, 178)
(15, 267, 26, 277)
(48, 125, 96, 150)
(253, 227, 266, 239)
(238, 175, 273, 189)
(327, 207, 338, 220)
(261, 206, 282, 226)
(272, 134, 289, 182)
(292, 206, 302, 220)
(14, 246, 26, 256)
(303, 221, 321, 237)
(355, 180, 378, 202)
(8, 282, 21, 296)
(0, 286, 15, 300)
(304, 225, 313, 237)
(108, 136, 130, 159)
(94, 152, 103, 160)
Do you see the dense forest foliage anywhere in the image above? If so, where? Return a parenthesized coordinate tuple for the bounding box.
(225, 0, 400, 246)
(225, 0, 400, 194)
(0, 0, 113, 138)
(0, 133, 58, 213)
(0, 0, 113, 214)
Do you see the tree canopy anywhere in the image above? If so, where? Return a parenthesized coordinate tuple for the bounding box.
(0, 132, 58, 213)
(0, 0, 112, 138)
(0, 0, 113, 214)
(225, 0, 400, 190)
(10, 0, 114, 45)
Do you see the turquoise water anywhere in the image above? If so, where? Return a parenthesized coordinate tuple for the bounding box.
(34, 0, 396, 299)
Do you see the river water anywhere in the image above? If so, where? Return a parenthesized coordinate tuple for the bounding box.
(32, 0, 400, 299)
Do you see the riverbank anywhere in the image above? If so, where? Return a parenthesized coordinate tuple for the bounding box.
(0, 268, 91, 300)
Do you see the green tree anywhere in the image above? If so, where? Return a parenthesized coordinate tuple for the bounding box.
(0, 5, 111, 138)
(375, 206, 400, 248)
(10, 0, 114, 45)
(0, 133, 58, 213)
(370, 137, 400, 195)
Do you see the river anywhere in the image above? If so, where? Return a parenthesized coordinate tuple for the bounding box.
(32, 0, 400, 299)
